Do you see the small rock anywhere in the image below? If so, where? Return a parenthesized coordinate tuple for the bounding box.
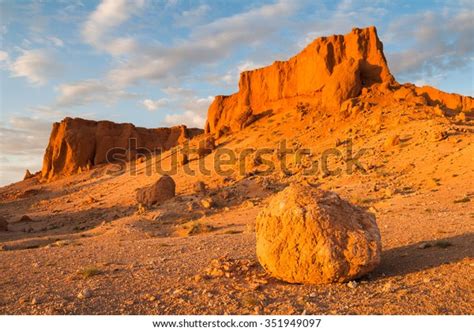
(418, 242, 431, 249)
(383, 135, 400, 150)
(187, 201, 200, 211)
(19, 215, 33, 222)
(382, 282, 392, 292)
(455, 112, 466, 122)
(31, 297, 40, 305)
(193, 275, 203, 282)
(201, 197, 214, 209)
(347, 281, 358, 289)
(136, 203, 146, 215)
(144, 294, 157, 302)
(242, 200, 255, 208)
(194, 181, 207, 194)
(384, 188, 397, 197)
(77, 288, 92, 299)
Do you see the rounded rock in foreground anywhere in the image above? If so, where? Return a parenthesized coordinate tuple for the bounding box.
(256, 184, 381, 284)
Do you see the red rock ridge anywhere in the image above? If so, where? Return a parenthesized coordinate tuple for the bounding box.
(205, 26, 473, 136)
(41, 117, 203, 180)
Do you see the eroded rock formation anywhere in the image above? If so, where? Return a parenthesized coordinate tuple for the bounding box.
(41, 117, 203, 180)
(205, 26, 473, 136)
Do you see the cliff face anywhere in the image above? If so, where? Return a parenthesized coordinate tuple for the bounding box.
(205, 26, 394, 135)
(41, 117, 203, 180)
(205, 26, 473, 136)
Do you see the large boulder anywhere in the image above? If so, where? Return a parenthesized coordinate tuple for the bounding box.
(256, 184, 381, 284)
(136, 175, 176, 207)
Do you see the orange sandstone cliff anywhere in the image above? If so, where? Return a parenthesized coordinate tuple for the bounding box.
(205, 26, 473, 136)
(41, 117, 203, 180)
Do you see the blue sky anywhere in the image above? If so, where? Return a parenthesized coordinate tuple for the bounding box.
(0, 0, 473, 185)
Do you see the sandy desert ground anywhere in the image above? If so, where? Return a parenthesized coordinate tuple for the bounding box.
(1, 96, 473, 314)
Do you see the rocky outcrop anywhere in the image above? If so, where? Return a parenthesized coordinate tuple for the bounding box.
(414, 85, 474, 112)
(23, 169, 34, 180)
(205, 26, 395, 135)
(256, 184, 381, 284)
(205, 26, 474, 136)
(41, 117, 203, 180)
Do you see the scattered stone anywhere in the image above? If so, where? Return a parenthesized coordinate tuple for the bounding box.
(136, 175, 176, 207)
(77, 288, 92, 299)
(384, 188, 397, 198)
(194, 181, 207, 194)
(176, 221, 215, 237)
(455, 112, 466, 122)
(186, 201, 200, 212)
(256, 184, 381, 284)
(430, 130, 448, 142)
(347, 281, 358, 289)
(136, 203, 146, 215)
(453, 196, 470, 203)
(383, 135, 400, 150)
(418, 242, 431, 249)
(200, 197, 214, 209)
(433, 240, 453, 249)
(203, 257, 258, 280)
(86, 196, 98, 204)
(19, 215, 33, 222)
(382, 282, 393, 292)
(242, 200, 255, 208)
(144, 294, 157, 302)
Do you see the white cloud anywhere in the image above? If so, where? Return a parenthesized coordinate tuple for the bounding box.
(82, 0, 145, 55)
(107, 0, 300, 86)
(0, 116, 55, 185)
(55, 79, 138, 107)
(0, 50, 9, 69)
(0, 116, 51, 156)
(162, 86, 195, 97)
(47, 36, 64, 47)
(386, 10, 474, 80)
(163, 110, 206, 128)
(0, 50, 8, 62)
(174, 4, 210, 27)
(142, 98, 168, 111)
(162, 95, 213, 128)
(10, 49, 62, 85)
